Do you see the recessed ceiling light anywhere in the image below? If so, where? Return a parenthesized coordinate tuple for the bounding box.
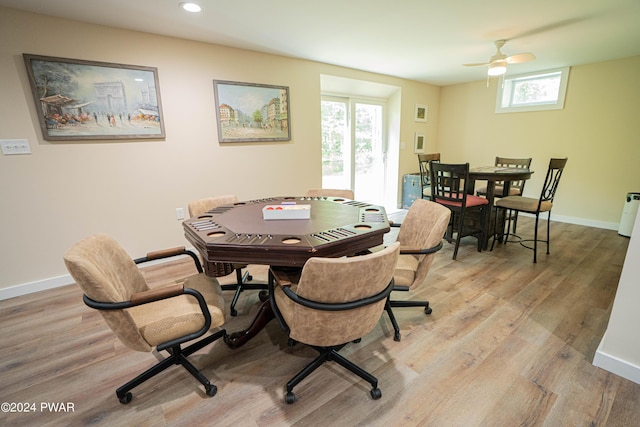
(180, 2, 202, 13)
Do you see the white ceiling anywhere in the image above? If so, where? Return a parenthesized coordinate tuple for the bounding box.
(3, 0, 640, 86)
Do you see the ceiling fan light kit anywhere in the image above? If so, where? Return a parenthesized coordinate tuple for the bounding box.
(464, 39, 535, 78)
(180, 2, 202, 13)
(488, 61, 507, 76)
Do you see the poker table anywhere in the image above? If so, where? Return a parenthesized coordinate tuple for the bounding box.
(183, 196, 390, 272)
(182, 195, 391, 348)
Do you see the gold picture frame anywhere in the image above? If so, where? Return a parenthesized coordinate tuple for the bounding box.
(23, 54, 165, 141)
(213, 80, 290, 142)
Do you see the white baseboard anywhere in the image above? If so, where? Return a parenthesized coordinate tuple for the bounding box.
(0, 274, 74, 301)
(593, 337, 640, 385)
(549, 214, 619, 231)
(0, 252, 193, 301)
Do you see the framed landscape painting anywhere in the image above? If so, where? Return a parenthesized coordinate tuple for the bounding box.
(414, 132, 426, 153)
(213, 80, 290, 142)
(23, 54, 165, 141)
(414, 104, 428, 122)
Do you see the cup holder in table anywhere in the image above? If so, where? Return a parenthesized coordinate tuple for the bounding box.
(282, 237, 301, 244)
(207, 231, 226, 238)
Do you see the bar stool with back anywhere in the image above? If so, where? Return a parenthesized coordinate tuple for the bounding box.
(491, 157, 568, 263)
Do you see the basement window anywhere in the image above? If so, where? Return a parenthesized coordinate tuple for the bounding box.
(496, 67, 570, 113)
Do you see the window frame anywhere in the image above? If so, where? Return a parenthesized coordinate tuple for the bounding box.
(320, 94, 388, 201)
(495, 67, 570, 113)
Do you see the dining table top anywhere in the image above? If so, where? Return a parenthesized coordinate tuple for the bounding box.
(468, 166, 533, 201)
(469, 165, 533, 180)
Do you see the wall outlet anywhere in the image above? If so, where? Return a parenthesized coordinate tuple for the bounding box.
(176, 207, 185, 220)
(1, 139, 31, 155)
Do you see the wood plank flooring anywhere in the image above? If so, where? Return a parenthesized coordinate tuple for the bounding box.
(1, 217, 639, 426)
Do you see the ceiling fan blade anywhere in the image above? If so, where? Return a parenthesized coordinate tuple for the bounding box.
(463, 62, 489, 67)
(506, 52, 536, 64)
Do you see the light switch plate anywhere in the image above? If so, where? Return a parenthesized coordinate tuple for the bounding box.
(1, 139, 31, 155)
(176, 208, 185, 220)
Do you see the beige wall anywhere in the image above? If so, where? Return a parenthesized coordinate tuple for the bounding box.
(439, 56, 640, 228)
(0, 8, 439, 290)
(2, 7, 638, 293)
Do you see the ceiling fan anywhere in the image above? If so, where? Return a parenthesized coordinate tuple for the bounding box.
(464, 40, 536, 76)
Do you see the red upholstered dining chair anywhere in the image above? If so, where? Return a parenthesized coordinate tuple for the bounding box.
(417, 153, 441, 200)
(492, 157, 568, 263)
(188, 195, 266, 316)
(430, 162, 489, 260)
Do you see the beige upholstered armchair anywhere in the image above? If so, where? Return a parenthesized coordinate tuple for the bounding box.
(304, 188, 354, 199)
(269, 242, 400, 404)
(63, 234, 227, 404)
(187, 194, 238, 218)
(386, 198, 450, 341)
(188, 194, 266, 316)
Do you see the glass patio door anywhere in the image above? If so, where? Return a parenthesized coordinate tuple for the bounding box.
(320, 96, 386, 203)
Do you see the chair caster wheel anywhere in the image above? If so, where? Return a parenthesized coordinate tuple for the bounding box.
(394, 332, 401, 342)
(285, 391, 296, 404)
(205, 384, 217, 397)
(247, 274, 253, 281)
(425, 307, 432, 314)
(370, 388, 382, 400)
(118, 392, 132, 404)
(230, 308, 237, 317)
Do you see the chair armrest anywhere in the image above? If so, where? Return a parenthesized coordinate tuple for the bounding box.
(130, 283, 184, 304)
(145, 246, 187, 260)
(399, 240, 443, 255)
(281, 279, 395, 311)
(83, 283, 207, 311)
(134, 246, 203, 273)
(270, 267, 302, 287)
(83, 284, 214, 351)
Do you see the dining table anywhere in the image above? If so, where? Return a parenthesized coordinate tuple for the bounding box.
(467, 166, 534, 249)
(182, 195, 391, 348)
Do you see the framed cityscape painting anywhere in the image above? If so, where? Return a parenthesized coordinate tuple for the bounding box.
(213, 80, 290, 142)
(23, 54, 165, 141)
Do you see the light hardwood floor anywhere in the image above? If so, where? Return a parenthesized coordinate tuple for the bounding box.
(1, 217, 639, 426)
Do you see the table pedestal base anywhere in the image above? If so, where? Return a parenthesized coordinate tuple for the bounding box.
(223, 299, 275, 349)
